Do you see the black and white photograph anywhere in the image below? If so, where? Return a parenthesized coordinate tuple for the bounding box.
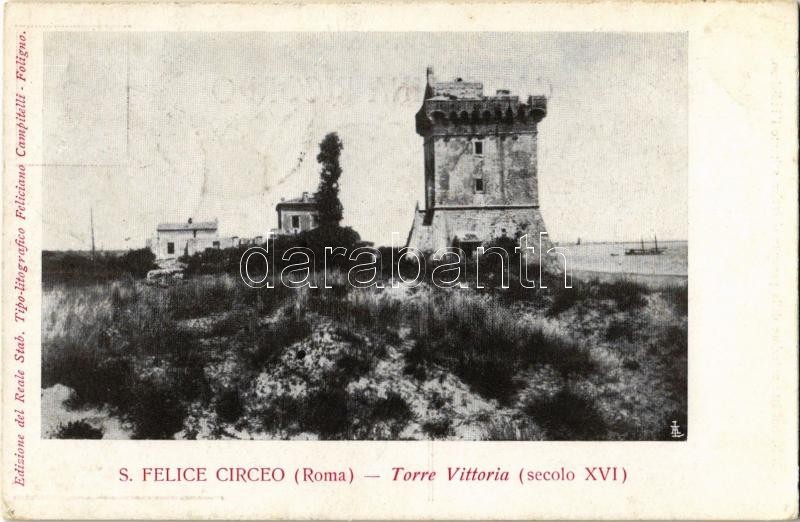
(40, 32, 688, 441)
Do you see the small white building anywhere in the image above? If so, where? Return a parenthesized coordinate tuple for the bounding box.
(147, 218, 223, 261)
(147, 218, 267, 264)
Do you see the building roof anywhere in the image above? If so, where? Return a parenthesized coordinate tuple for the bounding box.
(276, 192, 317, 210)
(157, 219, 218, 232)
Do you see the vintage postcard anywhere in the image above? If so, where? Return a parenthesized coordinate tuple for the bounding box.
(2, 1, 797, 519)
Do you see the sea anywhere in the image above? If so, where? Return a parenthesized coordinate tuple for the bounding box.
(555, 241, 688, 278)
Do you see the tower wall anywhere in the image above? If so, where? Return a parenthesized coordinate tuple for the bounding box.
(428, 132, 539, 207)
(408, 71, 551, 259)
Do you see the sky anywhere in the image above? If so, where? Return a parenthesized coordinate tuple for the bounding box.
(43, 32, 687, 250)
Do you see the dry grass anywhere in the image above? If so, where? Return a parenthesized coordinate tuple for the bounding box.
(42, 271, 687, 441)
(402, 291, 594, 404)
(548, 278, 649, 316)
(41, 276, 294, 438)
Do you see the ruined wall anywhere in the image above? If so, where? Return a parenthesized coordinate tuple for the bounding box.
(428, 132, 539, 207)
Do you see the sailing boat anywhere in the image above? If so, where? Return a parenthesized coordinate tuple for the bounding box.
(625, 235, 666, 256)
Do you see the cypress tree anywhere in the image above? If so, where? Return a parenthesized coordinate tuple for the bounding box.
(314, 132, 344, 227)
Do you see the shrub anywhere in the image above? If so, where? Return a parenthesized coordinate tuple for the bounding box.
(500, 271, 553, 309)
(422, 417, 452, 439)
(167, 275, 241, 319)
(216, 387, 244, 424)
(602, 279, 648, 311)
(333, 326, 366, 347)
(659, 324, 688, 357)
(42, 249, 156, 284)
(525, 331, 596, 377)
(404, 292, 591, 404)
(271, 225, 363, 273)
(371, 392, 413, 425)
(310, 288, 406, 337)
(475, 235, 519, 283)
(605, 318, 633, 342)
(181, 245, 251, 275)
(345, 391, 415, 439)
(135, 316, 195, 359)
(55, 420, 104, 439)
(109, 278, 141, 310)
(661, 285, 688, 316)
(524, 389, 607, 440)
(42, 295, 203, 438)
(241, 284, 292, 313)
(301, 386, 350, 439)
(406, 293, 524, 402)
(654, 324, 688, 402)
(548, 278, 648, 316)
(41, 280, 206, 415)
(171, 348, 212, 404)
(622, 358, 641, 371)
(403, 342, 430, 381)
(547, 285, 586, 316)
(129, 380, 187, 439)
(335, 353, 373, 383)
(209, 309, 255, 337)
(261, 395, 302, 434)
(455, 349, 518, 404)
(295, 377, 412, 440)
(43, 342, 136, 411)
(246, 311, 311, 370)
(116, 248, 158, 278)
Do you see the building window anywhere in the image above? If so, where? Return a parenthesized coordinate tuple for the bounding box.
(212, 241, 220, 248)
(291, 216, 300, 229)
(474, 178, 484, 193)
(473, 141, 483, 155)
(167, 242, 175, 254)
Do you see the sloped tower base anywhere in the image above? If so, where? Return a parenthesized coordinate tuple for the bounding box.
(406, 206, 560, 271)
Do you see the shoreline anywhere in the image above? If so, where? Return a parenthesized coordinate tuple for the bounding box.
(571, 269, 688, 288)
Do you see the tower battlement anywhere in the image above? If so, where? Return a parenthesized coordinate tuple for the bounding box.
(416, 69, 547, 136)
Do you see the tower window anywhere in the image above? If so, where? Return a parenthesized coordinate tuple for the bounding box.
(291, 216, 301, 229)
(474, 141, 483, 155)
(474, 178, 484, 193)
(167, 242, 175, 254)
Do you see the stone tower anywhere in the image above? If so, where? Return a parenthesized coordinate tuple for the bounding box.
(406, 68, 552, 256)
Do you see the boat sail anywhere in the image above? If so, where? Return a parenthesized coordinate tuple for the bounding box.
(625, 235, 666, 256)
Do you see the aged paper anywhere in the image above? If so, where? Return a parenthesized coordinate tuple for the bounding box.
(2, 1, 797, 519)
